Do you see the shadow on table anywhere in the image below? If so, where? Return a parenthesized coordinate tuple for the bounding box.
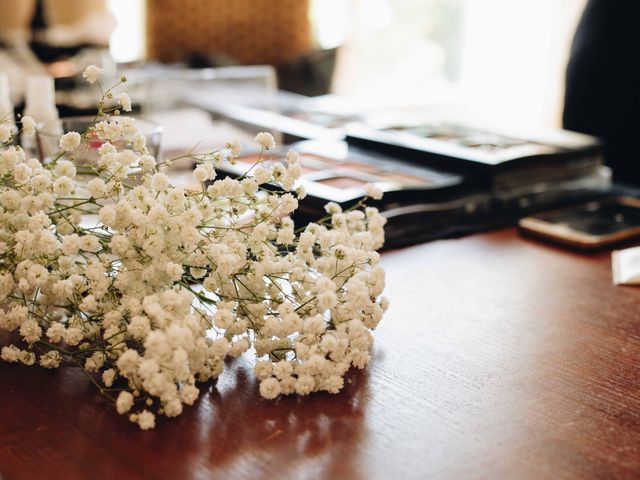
(137, 359, 371, 479)
(0, 349, 370, 479)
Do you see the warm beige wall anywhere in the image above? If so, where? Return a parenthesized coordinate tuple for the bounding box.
(42, 0, 109, 26)
(0, 0, 109, 29)
(0, 0, 112, 44)
(0, 0, 36, 40)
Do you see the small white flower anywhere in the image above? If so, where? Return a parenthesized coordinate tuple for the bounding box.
(254, 132, 276, 150)
(364, 183, 384, 200)
(60, 131, 81, 152)
(138, 410, 156, 430)
(53, 176, 74, 196)
(19, 319, 42, 343)
(64, 327, 84, 346)
(82, 65, 103, 84)
(295, 185, 306, 199)
(116, 93, 132, 112)
(324, 202, 342, 214)
(39, 351, 61, 369)
(286, 149, 299, 164)
(102, 369, 116, 387)
(1, 345, 21, 362)
(54, 159, 76, 178)
(87, 178, 108, 197)
(0, 124, 14, 143)
(304, 314, 328, 333)
(208, 338, 230, 357)
(79, 235, 101, 252)
(193, 165, 209, 183)
(164, 399, 183, 417)
(151, 173, 170, 192)
(21, 116, 36, 136)
(27, 264, 48, 287)
(254, 361, 273, 380)
(98, 142, 116, 156)
(116, 349, 140, 377)
(132, 133, 147, 152)
(227, 140, 242, 156)
(259, 377, 281, 399)
(46, 324, 66, 343)
(180, 384, 199, 405)
(380, 297, 390, 311)
(228, 337, 249, 357)
(12, 163, 31, 183)
(295, 374, 315, 395)
(20, 351, 36, 366)
(253, 166, 271, 185)
(116, 391, 134, 414)
(138, 154, 156, 172)
(32, 174, 51, 191)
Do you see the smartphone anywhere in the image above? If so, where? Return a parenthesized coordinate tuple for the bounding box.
(518, 197, 640, 250)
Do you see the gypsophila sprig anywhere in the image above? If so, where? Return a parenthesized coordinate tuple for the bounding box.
(0, 66, 388, 430)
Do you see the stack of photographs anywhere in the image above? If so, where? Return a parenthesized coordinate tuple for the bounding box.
(192, 92, 612, 244)
(345, 122, 611, 216)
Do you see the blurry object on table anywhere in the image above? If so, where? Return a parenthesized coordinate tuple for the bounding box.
(124, 64, 278, 115)
(144, 107, 256, 164)
(612, 245, 640, 285)
(145, 0, 335, 96)
(520, 197, 640, 252)
(272, 48, 336, 97)
(0, 0, 46, 102)
(21, 74, 61, 157)
(189, 85, 610, 225)
(346, 121, 610, 218)
(0, 0, 116, 102)
(187, 92, 362, 144)
(31, 0, 115, 53)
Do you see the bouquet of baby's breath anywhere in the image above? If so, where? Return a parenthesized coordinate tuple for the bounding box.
(0, 66, 388, 429)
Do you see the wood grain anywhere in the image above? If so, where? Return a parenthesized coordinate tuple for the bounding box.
(2, 229, 640, 480)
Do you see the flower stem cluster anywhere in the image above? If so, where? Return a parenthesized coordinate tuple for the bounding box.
(0, 66, 388, 429)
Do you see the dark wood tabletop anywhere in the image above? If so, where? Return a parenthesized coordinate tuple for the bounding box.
(2, 229, 640, 480)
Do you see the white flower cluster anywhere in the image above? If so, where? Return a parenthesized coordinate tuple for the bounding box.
(0, 66, 388, 430)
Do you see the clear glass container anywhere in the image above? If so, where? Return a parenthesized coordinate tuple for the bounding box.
(35, 116, 163, 203)
(35, 115, 163, 165)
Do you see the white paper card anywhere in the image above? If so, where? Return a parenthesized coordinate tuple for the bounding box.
(612, 246, 640, 285)
(146, 108, 255, 160)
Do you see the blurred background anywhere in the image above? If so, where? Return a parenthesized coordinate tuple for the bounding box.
(112, 0, 586, 129)
(6, 0, 640, 250)
(0, 0, 587, 129)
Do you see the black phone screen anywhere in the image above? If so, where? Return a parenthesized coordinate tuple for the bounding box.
(534, 201, 640, 236)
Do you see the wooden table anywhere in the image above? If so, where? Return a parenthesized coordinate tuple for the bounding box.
(2, 229, 640, 480)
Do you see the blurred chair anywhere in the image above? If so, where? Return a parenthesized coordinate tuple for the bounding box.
(0, 0, 115, 101)
(38, 0, 114, 48)
(0, 0, 113, 48)
(146, 0, 335, 96)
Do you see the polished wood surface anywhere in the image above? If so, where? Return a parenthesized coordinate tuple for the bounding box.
(2, 229, 640, 480)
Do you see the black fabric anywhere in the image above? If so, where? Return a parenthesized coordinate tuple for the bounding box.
(563, 0, 640, 184)
(30, 0, 46, 32)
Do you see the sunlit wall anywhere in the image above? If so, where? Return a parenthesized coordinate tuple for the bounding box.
(107, 0, 587, 129)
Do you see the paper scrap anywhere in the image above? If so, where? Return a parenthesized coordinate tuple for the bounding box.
(612, 246, 640, 285)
